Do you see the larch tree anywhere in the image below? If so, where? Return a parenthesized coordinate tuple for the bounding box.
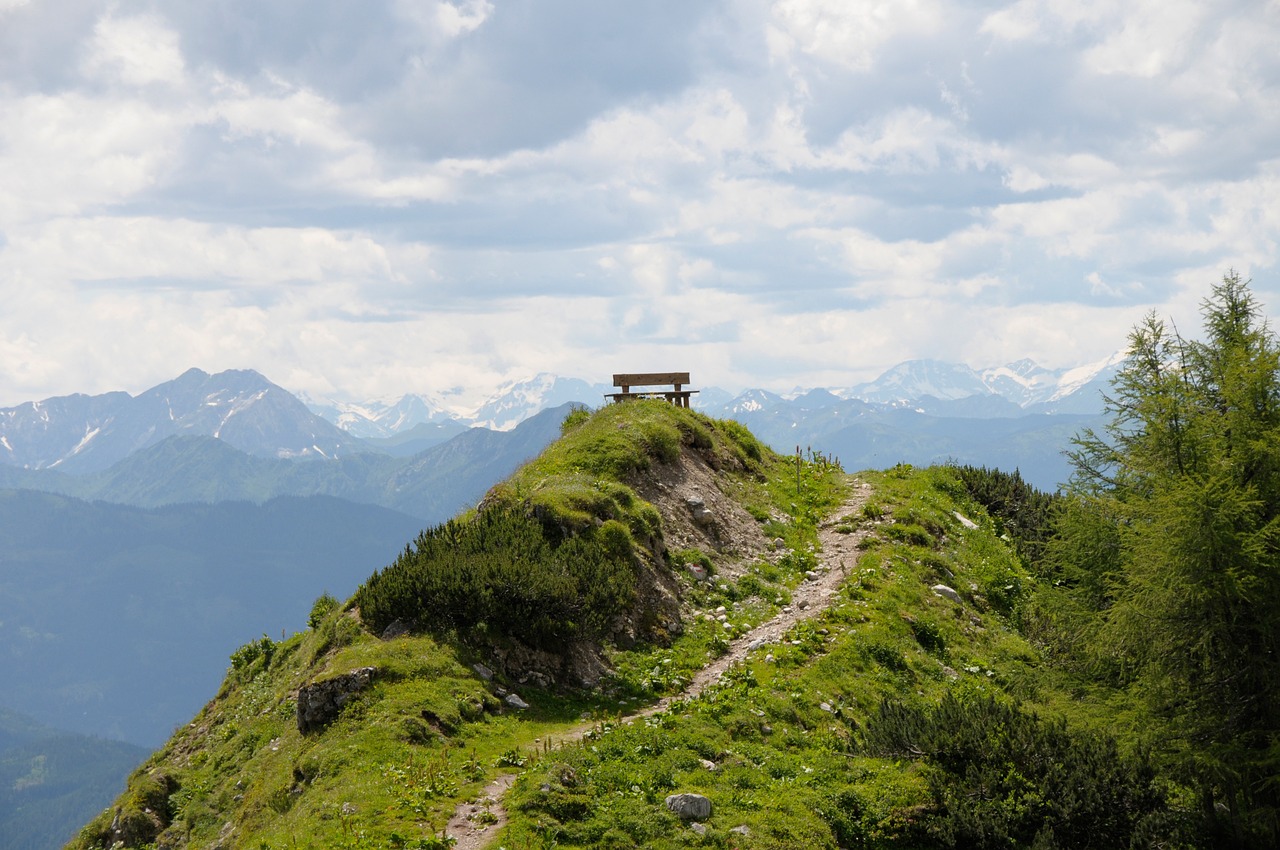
(1067, 272, 1280, 845)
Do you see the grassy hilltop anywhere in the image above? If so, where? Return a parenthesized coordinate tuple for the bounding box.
(67, 400, 1207, 849)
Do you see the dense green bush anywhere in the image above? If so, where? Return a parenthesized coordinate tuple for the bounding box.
(354, 506, 637, 651)
(859, 693, 1178, 849)
(307, 592, 340, 629)
(229, 635, 276, 674)
(952, 465, 1059, 566)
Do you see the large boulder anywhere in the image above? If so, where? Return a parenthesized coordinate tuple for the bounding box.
(665, 792, 712, 821)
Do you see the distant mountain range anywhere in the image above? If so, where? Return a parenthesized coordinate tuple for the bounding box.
(0, 368, 361, 474)
(290, 354, 1124, 439)
(0, 355, 1122, 494)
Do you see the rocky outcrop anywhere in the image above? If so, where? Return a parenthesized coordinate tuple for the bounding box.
(296, 667, 378, 733)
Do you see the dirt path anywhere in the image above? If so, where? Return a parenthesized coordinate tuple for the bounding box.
(446, 479, 871, 849)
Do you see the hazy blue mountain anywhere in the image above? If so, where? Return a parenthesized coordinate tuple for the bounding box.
(0, 491, 425, 746)
(705, 390, 1098, 490)
(380, 406, 571, 518)
(302, 393, 463, 439)
(847, 359, 993, 403)
(357, 420, 471, 456)
(0, 707, 148, 850)
(0, 369, 364, 474)
(0, 406, 568, 523)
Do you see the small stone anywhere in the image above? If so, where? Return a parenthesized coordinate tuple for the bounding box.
(504, 693, 529, 710)
(665, 793, 712, 821)
(472, 663, 494, 681)
(699, 759, 718, 771)
(747, 638, 766, 651)
(690, 823, 708, 836)
(765, 653, 774, 662)
(932, 584, 962, 604)
(722, 621, 734, 631)
(730, 825, 751, 836)
(773, 537, 786, 549)
(819, 702, 833, 713)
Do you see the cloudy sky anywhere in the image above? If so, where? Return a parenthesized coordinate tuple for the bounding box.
(2, 0, 1278, 410)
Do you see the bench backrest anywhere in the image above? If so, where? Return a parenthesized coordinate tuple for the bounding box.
(613, 372, 690, 389)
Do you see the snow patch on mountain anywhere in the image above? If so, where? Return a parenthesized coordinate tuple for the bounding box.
(302, 392, 460, 439)
(833, 354, 1124, 410)
(468, 374, 610, 431)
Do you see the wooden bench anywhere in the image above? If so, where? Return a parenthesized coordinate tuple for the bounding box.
(605, 372, 698, 408)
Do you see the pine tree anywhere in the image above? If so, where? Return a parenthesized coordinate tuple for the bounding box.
(1067, 272, 1280, 845)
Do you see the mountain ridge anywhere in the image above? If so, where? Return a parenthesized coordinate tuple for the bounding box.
(65, 401, 1190, 850)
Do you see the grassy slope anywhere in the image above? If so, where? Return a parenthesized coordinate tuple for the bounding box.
(501, 463, 1049, 849)
(66, 403, 846, 849)
(67, 406, 1151, 849)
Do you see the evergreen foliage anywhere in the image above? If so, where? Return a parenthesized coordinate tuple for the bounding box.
(953, 465, 1059, 566)
(861, 693, 1177, 849)
(354, 507, 637, 650)
(1063, 272, 1280, 845)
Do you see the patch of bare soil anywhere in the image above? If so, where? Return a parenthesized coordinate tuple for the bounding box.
(445, 478, 873, 850)
(629, 449, 775, 575)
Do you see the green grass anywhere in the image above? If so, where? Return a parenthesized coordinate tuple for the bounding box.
(72, 415, 1184, 849)
(495, 465, 1181, 849)
(70, 403, 850, 850)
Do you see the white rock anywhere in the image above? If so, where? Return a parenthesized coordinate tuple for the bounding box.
(932, 584, 962, 604)
(665, 793, 712, 821)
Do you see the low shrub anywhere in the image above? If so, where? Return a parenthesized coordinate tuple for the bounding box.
(354, 506, 637, 652)
(862, 693, 1175, 849)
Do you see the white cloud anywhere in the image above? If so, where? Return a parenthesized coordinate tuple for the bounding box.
(81, 13, 186, 88)
(3, 218, 426, 292)
(0, 93, 186, 227)
(1082, 0, 1205, 78)
(434, 0, 494, 38)
(1, 0, 1279, 406)
(771, 0, 944, 71)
